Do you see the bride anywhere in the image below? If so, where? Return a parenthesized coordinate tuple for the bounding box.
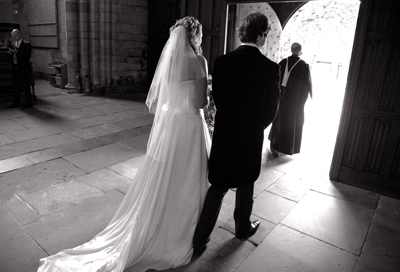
(37, 16, 210, 272)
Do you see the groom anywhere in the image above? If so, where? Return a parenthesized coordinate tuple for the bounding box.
(193, 12, 280, 253)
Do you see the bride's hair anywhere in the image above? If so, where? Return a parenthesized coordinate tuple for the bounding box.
(170, 16, 203, 55)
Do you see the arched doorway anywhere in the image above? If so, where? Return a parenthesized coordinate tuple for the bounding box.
(279, 0, 360, 172)
(224, 1, 360, 176)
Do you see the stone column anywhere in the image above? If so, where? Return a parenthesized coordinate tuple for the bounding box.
(78, 0, 90, 90)
(61, 0, 148, 93)
(65, 0, 79, 90)
(89, 0, 100, 85)
(99, 0, 113, 86)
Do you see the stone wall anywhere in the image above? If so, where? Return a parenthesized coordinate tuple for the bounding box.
(9, 0, 29, 38)
(114, 0, 148, 93)
(0, 1, 14, 23)
(31, 1, 68, 79)
(66, 0, 148, 93)
(10, 0, 149, 93)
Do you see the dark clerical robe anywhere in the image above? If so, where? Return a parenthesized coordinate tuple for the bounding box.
(268, 55, 312, 155)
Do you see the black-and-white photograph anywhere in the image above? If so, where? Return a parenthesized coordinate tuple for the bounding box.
(0, 0, 399, 271)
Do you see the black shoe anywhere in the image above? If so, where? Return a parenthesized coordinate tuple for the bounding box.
(236, 220, 260, 239)
(21, 104, 33, 109)
(6, 104, 19, 108)
(271, 147, 280, 157)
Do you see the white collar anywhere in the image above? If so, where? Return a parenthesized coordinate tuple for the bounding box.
(14, 39, 22, 48)
(240, 43, 259, 49)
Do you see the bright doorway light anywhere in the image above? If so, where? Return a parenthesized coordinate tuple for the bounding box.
(280, 0, 360, 171)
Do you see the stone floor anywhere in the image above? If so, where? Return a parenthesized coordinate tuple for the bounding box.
(0, 80, 399, 272)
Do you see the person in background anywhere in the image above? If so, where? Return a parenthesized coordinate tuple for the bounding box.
(7, 29, 33, 109)
(269, 42, 312, 157)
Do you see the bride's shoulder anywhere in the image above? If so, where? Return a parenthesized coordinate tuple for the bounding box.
(196, 55, 208, 74)
(197, 55, 207, 62)
(197, 55, 207, 65)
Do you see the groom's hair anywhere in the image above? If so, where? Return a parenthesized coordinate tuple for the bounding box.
(238, 12, 269, 43)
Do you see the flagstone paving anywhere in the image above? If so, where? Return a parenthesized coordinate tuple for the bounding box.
(0, 80, 399, 272)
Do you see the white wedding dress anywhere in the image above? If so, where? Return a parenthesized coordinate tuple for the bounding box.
(37, 26, 210, 272)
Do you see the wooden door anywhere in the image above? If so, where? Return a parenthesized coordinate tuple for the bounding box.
(330, 0, 400, 198)
(148, 0, 181, 86)
(180, 0, 226, 74)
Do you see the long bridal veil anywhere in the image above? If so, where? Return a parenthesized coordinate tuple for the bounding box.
(38, 24, 209, 272)
(146, 25, 206, 162)
(146, 25, 204, 113)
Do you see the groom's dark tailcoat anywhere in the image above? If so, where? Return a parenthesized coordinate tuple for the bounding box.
(193, 45, 280, 248)
(209, 45, 280, 188)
